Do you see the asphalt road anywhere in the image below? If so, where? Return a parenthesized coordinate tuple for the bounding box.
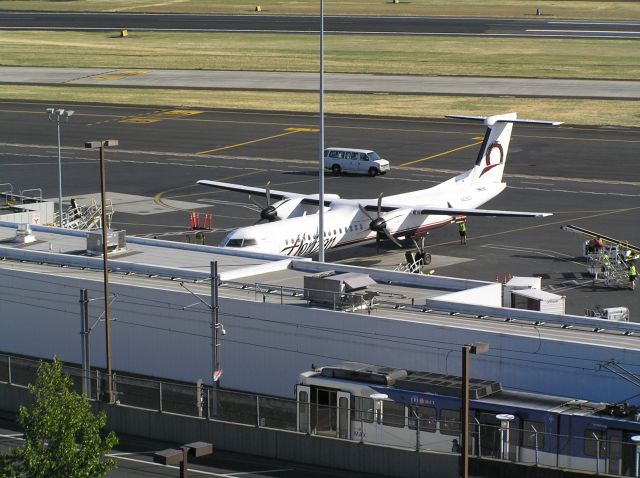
(1, 100, 639, 317)
(1, 12, 639, 39)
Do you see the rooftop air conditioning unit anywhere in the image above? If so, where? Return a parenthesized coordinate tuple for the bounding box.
(86, 229, 126, 256)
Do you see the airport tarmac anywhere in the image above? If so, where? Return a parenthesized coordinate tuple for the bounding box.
(1, 102, 638, 317)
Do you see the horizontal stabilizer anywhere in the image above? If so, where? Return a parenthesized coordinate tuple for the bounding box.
(446, 114, 562, 126)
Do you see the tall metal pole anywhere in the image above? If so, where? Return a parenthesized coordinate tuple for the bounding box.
(57, 117, 63, 228)
(211, 261, 220, 389)
(318, 0, 325, 263)
(461, 345, 470, 478)
(99, 143, 114, 403)
(80, 289, 91, 397)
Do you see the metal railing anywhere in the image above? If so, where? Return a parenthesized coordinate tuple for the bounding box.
(1, 352, 639, 477)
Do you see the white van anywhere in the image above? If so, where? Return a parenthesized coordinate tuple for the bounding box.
(323, 148, 390, 177)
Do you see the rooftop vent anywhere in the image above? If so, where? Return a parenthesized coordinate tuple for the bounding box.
(14, 223, 36, 244)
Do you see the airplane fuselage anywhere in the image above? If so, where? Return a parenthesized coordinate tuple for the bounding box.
(220, 178, 505, 256)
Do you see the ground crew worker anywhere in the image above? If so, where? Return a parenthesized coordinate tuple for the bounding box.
(602, 252, 610, 278)
(629, 263, 637, 290)
(458, 221, 467, 245)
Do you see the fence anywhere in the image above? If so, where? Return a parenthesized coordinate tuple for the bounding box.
(1, 353, 639, 477)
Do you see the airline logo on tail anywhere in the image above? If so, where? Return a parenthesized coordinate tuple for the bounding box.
(480, 141, 504, 177)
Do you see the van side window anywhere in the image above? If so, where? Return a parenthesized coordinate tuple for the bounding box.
(329, 150, 338, 159)
(362, 154, 369, 161)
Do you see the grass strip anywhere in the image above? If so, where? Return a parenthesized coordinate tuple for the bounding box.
(0, 0, 639, 20)
(1, 31, 638, 80)
(1, 85, 638, 128)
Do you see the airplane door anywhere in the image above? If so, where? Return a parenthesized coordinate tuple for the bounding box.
(297, 385, 311, 434)
(337, 391, 351, 439)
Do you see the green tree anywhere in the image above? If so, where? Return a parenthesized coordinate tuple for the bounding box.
(5, 357, 118, 478)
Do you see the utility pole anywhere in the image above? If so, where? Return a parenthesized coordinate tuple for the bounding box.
(211, 261, 222, 388)
(85, 139, 118, 403)
(80, 288, 90, 397)
(318, 0, 325, 262)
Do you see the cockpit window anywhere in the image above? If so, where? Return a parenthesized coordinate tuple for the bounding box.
(225, 238, 257, 248)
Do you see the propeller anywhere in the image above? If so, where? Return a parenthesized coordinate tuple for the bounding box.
(248, 181, 280, 223)
(358, 193, 403, 253)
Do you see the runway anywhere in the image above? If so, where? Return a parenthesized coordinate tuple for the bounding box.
(1, 12, 639, 39)
(1, 101, 638, 316)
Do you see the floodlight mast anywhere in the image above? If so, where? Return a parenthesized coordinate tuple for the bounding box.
(46, 108, 74, 227)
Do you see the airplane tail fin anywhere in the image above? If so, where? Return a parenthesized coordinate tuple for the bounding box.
(446, 113, 562, 184)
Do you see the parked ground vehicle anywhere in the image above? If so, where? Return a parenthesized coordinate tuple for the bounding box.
(323, 148, 390, 176)
(296, 362, 640, 476)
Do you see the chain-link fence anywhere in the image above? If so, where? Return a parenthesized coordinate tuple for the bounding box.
(2, 353, 640, 477)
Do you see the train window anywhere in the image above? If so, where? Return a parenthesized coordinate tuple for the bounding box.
(353, 397, 374, 423)
(522, 420, 545, 449)
(440, 409, 461, 436)
(584, 429, 606, 457)
(408, 405, 436, 433)
(382, 401, 405, 428)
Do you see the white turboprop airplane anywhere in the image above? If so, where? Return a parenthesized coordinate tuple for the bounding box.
(198, 113, 561, 256)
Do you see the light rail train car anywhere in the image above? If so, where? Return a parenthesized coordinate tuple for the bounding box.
(295, 362, 640, 476)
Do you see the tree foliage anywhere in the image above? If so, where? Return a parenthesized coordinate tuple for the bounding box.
(2, 357, 118, 478)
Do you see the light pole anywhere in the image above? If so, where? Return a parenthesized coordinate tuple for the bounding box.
(461, 342, 489, 478)
(318, 0, 325, 262)
(46, 108, 74, 227)
(496, 413, 515, 460)
(85, 139, 118, 403)
(632, 435, 640, 478)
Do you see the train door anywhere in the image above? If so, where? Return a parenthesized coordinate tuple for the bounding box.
(476, 412, 501, 458)
(314, 387, 337, 436)
(337, 391, 351, 439)
(296, 385, 310, 434)
(607, 429, 622, 476)
(475, 411, 520, 461)
(621, 431, 637, 477)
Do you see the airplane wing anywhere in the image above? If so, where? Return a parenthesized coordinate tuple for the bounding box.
(197, 180, 334, 206)
(410, 206, 551, 218)
(356, 200, 550, 217)
(197, 180, 306, 201)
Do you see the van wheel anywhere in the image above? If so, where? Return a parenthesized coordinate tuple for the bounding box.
(332, 164, 341, 175)
(368, 167, 378, 177)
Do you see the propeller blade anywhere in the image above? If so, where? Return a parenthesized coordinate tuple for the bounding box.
(358, 203, 376, 222)
(376, 233, 381, 254)
(377, 193, 383, 217)
(265, 181, 271, 207)
(382, 228, 403, 248)
(248, 195, 263, 210)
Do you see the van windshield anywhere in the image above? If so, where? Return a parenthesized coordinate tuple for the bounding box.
(368, 152, 381, 161)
